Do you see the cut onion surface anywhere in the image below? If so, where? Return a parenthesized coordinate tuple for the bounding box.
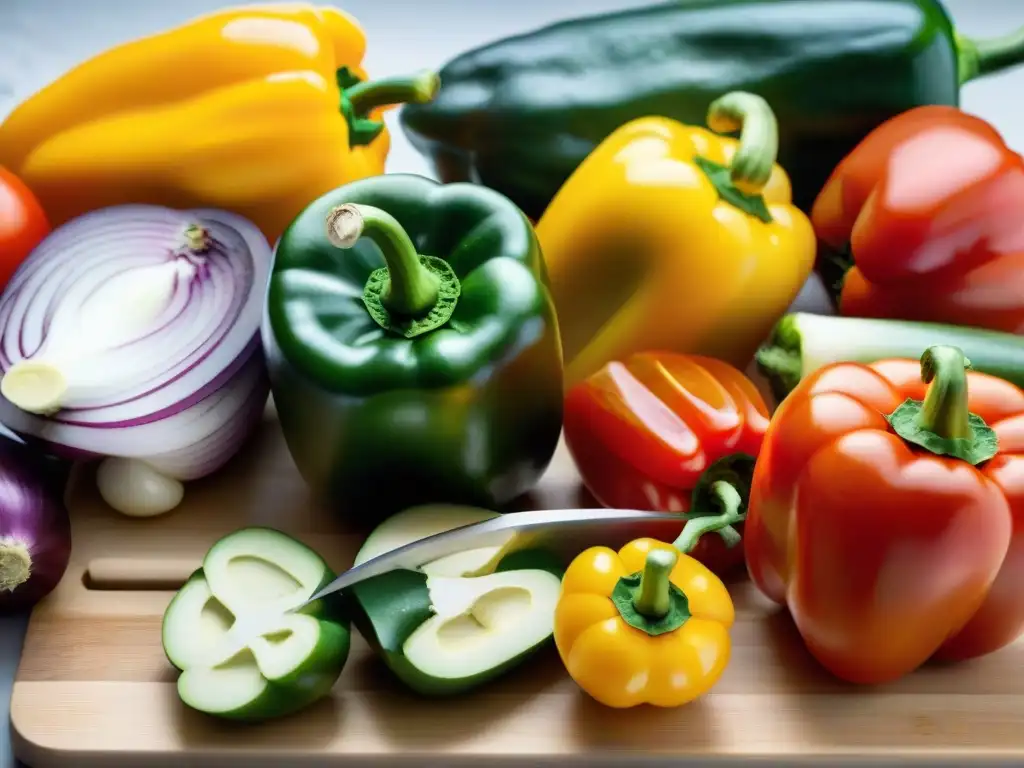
(0, 205, 272, 517)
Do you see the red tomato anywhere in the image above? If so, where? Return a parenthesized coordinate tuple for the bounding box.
(0, 167, 49, 289)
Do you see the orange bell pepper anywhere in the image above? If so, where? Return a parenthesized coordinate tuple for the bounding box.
(745, 345, 1024, 684)
(0, 4, 438, 244)
(554, 538, 734, 708)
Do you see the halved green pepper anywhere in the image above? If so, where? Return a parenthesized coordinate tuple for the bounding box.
(263, 174, 564, 526)
(347, 506, 564, 696)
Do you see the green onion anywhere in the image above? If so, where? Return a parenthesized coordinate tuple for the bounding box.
(756, 313, 1024, 402)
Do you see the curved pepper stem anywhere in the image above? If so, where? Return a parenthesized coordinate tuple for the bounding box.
(337, 67, 440, 148)
(957, 27, 1024, 85)
(327, 204, 439, 315)
(325, 204, 461, 339)
(347, 70, 440, 114)
(706, 91, 780, 195)
(632, 548, 679, 619)
(673, 481, 745, 553)
(887, 345, 999, 466)
(917, 346, 972, 440)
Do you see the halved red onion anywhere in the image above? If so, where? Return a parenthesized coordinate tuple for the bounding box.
(0, 205, 271, 517)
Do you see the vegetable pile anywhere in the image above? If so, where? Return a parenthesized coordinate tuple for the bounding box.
(3, 0, 1024, 741)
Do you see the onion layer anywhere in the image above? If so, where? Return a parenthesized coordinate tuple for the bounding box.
(0, 205, 272, 517)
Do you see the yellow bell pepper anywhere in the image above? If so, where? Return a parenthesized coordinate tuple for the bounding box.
(0, 3, 438, 244)
(535, 91, 816, 388)
(554, 537, 734, 708)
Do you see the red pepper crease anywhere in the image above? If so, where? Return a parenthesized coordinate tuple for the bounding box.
(812, 105, 1024, 331)
(563, 352, 769, 576)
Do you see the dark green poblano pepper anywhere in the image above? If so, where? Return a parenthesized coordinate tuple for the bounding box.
(400, 0, 1024, 220)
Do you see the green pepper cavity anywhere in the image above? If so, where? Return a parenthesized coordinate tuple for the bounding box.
(347, 505, 563, 695)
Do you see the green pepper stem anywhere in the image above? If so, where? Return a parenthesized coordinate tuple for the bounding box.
(957, 28, 1024, 84)
(673, 481, 745, 553)
(632, 548, 679, 619)
(915, 346, 973, 441)
(346, 71, 440, 115)
(705, 91, 779, 194)
(326, 204, 440, 317)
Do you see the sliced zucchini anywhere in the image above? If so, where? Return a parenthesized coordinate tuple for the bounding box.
(162, 527, 351, 721)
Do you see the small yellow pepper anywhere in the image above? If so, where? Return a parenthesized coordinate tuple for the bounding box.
(0, 3, 438, 244)
(554, 538, 734, 708)
(535, 91, 816, 389)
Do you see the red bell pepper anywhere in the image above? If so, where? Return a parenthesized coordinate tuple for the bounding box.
(811, 105, 1024, 330)
(563, 352, 770, 576)
(745, 345, 1024, 685)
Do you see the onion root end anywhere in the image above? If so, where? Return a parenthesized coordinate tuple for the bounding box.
(0, 538, 32, 592)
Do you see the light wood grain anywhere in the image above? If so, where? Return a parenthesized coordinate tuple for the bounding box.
(13, 403, 1024, 767)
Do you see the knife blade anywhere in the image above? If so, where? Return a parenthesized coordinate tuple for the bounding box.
(303, 507, 687, 605)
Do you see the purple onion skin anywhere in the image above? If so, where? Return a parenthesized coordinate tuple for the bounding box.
(0, 439, 72, 613)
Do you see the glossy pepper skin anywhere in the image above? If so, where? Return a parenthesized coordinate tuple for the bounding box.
(813, 106, 1024, 318)
(263, 174, 563, 527)
(400, 0, 1024, 220)
(0, 167, 49, 292)
(563, 353, 770, 576)
(745, 346, 1024, 684)
(555, 538, 734, 708)
(0, 4, 439, 244)
(536, 92, 815, 387)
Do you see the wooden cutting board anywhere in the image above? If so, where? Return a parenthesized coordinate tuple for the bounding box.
(11, 402, 1024, 767)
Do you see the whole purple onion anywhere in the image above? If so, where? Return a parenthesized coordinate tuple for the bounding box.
(0, 440, 71, 612)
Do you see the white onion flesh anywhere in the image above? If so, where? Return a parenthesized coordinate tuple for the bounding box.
(0, 205, 272, 516)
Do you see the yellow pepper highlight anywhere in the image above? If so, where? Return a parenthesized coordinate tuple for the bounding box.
(554, 537, 734, 709)
(535, 91, 816, 389)
(0, 3, 439, 243)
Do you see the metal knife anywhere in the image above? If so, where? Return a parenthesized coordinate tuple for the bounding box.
(303, 507, 687, 605)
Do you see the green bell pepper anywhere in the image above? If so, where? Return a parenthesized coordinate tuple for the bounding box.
(263, 174, 564, 526)
(162, 528, 351, 721)
(400, 0, 1024, 220)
